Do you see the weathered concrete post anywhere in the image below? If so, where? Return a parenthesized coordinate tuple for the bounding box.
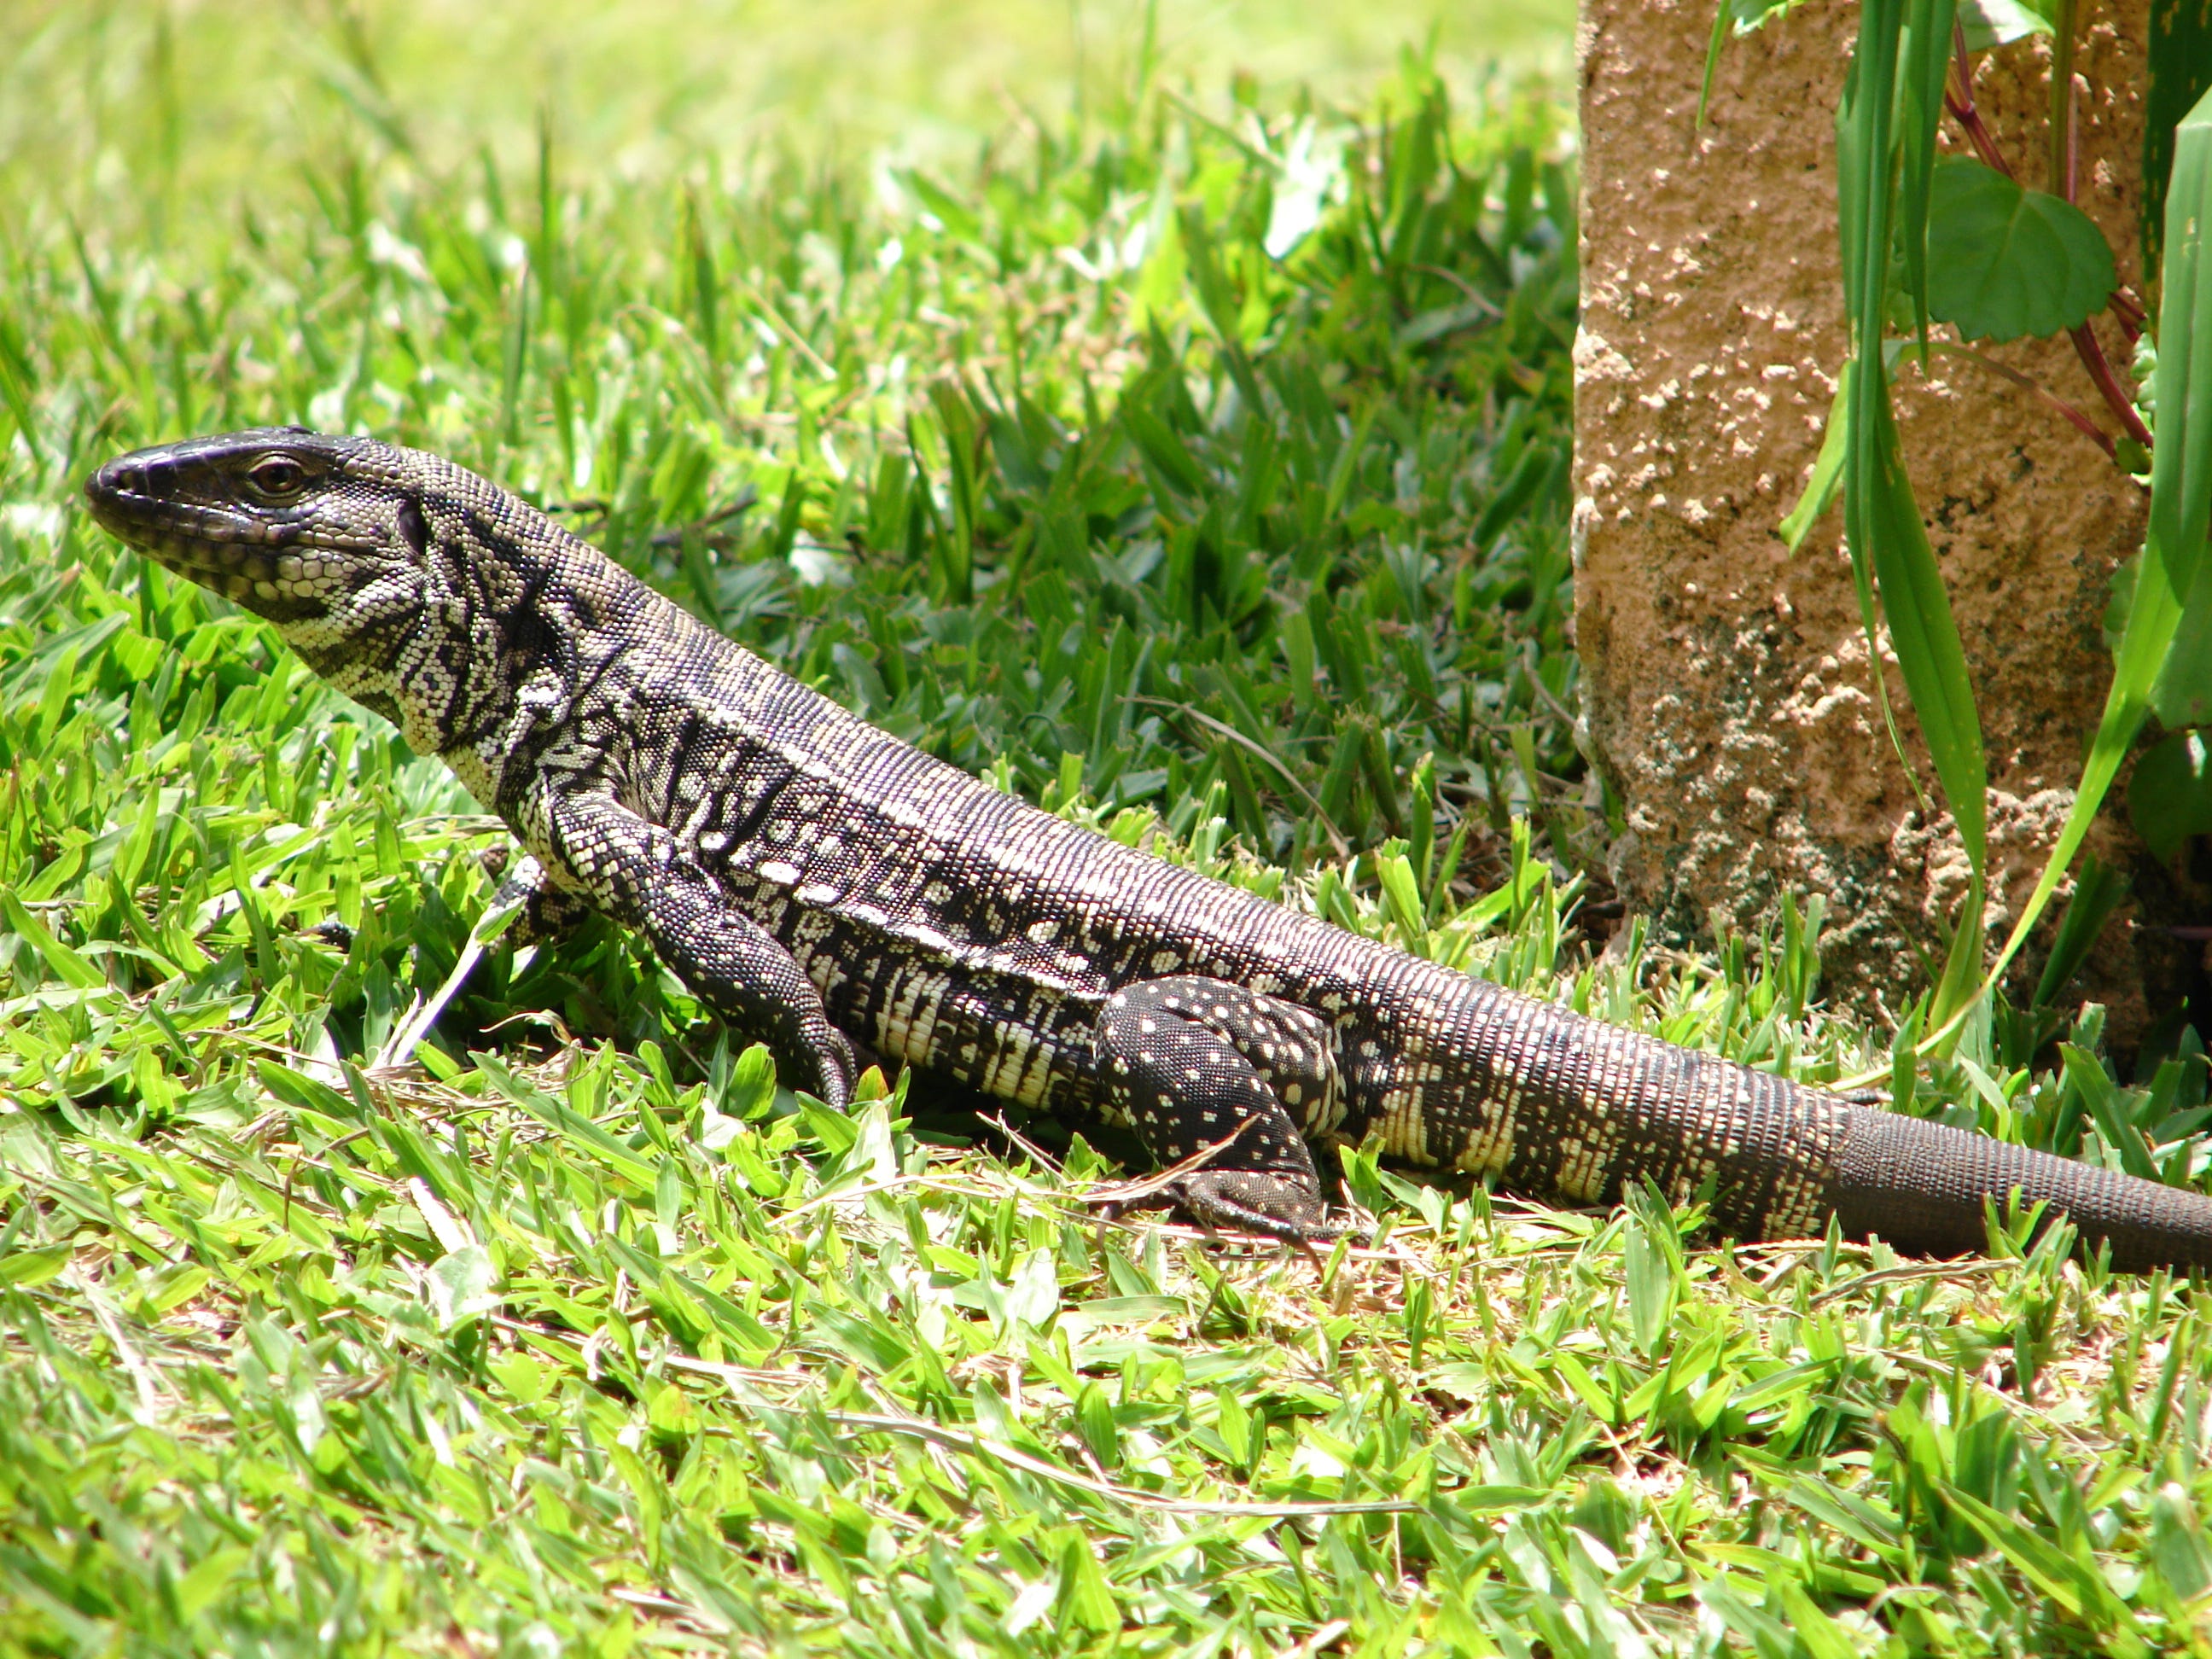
(1572, 0, 2162, 1030)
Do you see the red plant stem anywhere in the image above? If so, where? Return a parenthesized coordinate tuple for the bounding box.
(1944, 88, 2014, 176)
(2049, 387, 2120, 457)
(1929, 341, 2116, 460)
(1948, 23, 2013, 176)
(2048, 51, 2150, 446)
(2071, 320, 2154, 448)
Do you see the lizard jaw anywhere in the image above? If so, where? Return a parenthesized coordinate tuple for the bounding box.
(84, 445, 364, 619)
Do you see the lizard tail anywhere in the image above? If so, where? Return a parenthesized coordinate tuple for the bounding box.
(1829, 1106, 2212, 1273)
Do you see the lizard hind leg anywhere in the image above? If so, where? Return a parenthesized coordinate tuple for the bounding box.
(1093, 975, 1346, 1241)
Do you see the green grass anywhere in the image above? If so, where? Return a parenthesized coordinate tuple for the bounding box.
(4, 0, 1571, 193)
(9, 4, 2212, 1655)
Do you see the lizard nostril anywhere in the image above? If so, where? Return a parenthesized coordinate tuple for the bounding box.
(85, 458, 148, 510)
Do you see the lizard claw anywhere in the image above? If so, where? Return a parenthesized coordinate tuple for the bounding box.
(796, 1030, 859, 1109)
(1173, 1172, 1347, 1243)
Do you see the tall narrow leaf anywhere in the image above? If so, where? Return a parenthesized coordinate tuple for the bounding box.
(1982, 84, 2212, 999)
(1898, 0, 1960, 351)
(2150, 94, 2212, 672)
(1840, 0, 1989, 1024)
(2145, 0, 2212, 271)
(1851, 375, 1989, 1019)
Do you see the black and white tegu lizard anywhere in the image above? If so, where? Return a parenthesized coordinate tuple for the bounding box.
(82, 428, 2212, 1270)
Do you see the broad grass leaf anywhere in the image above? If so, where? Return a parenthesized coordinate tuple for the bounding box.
(426, 1244, 499, 1329)
(2059, 1043, 2159, 1180)
(0, 888, 105, 990)
(1053, 1528, 1119, 1633)
(0, 1243, 70, 1287)
(481, 1056, 661, 1189)
(1623, 1188, 1681, 1355)
(2151, 1482, 2212, 1604)
(1940, 1482, 2145, 1651)
(1075, 1383, 1120, 1469)
(2127, 729, 2212, 860)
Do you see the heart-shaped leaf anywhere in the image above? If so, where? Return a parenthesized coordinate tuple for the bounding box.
(1925, 159, 2115, 341)
(1959, 0, 2054, 50)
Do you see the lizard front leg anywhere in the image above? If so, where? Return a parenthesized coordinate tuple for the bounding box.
(533, 787, 857, 1106)
(481, 847, 596, 946)
(1095, 976, 1346, 1240)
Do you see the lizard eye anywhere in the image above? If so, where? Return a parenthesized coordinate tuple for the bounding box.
(245, 454, 309, 503)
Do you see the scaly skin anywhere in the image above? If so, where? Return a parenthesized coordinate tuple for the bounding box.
(82, 428, 2212, 1269)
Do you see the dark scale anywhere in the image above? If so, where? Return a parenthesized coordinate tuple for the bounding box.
(80, 428, 2212, 1270)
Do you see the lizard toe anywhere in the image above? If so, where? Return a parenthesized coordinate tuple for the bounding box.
(1174, 1172, 1344, 1243)
(801, 1030, 859, 1109)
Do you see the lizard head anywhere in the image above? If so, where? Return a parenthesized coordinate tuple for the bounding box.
(85, 427, 615, 771)
(83, 428, 431, 640)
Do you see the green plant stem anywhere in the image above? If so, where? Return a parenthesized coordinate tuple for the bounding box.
(2046, 0, 2077, 199)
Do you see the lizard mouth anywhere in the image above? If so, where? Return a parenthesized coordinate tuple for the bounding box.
(84, 455, 346, 617)
(87, 464, 280, 568)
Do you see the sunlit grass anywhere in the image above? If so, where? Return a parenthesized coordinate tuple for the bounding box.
(3, 0, 1572, 216)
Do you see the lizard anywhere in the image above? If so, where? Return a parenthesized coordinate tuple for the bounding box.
(81, 427, 2212, 1272)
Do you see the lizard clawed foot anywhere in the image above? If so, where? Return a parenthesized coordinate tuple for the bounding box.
(1083, 1166, 1348, 1244)
(306, 917, 356, 951)
(1172, 1171, 1347, 1243)
(795, 1030, 859, 1109)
